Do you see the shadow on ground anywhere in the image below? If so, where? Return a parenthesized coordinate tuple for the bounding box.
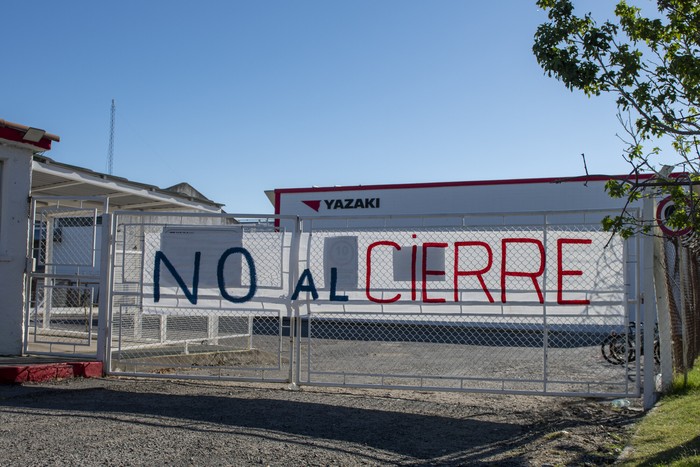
(0, 383, 640, 465)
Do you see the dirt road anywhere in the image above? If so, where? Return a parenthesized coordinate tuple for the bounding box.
(0, 376, 641, 466)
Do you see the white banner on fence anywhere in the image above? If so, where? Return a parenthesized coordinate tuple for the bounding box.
(140, 224, 626, 316)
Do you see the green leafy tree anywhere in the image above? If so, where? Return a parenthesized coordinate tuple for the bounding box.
(533, 0, 700, 237)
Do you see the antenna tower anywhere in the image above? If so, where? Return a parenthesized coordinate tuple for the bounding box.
(107, 99, 116, 175)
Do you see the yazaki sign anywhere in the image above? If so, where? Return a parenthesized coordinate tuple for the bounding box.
(143, 226, 625, 314)
(301, 197, 381, 212)
(273, 176, 643, 225)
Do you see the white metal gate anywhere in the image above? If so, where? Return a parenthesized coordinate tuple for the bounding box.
(105, 212, 297, 382)
(294, 210, 642, 397)
(104, 209, 653, 400)
(24, 196, 108, 358)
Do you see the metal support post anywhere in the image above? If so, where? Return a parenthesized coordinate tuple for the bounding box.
(97, 213, 113, 365)
(642, 198, 658, 410)
(653, 232, 674, 391)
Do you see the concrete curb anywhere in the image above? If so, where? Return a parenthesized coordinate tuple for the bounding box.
(0, 362, 103, 384)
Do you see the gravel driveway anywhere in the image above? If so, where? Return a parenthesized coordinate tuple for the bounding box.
(0, 376, 642, 466)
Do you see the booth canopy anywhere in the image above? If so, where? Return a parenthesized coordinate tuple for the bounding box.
(32, 155, 224, 213)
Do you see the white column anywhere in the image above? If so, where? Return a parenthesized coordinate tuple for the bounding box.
(0, 143, 34, 355)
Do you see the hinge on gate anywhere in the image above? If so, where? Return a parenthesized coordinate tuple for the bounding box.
(640, 293, 644, 305)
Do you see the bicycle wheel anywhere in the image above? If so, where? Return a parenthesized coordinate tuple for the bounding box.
(602, 334, 625, 365)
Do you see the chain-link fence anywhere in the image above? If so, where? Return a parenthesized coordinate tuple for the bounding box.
(106, 210, 642, 397)
(662, 235, 700, 373)
(108, 212, 295, 382)
(295, 211, 640, 396)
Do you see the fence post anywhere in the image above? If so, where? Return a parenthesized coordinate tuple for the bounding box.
(23, 199, 38, 355)
(653, 233, 674, 391)
(287, 216, 302, 387)
(678, 246, 690, 373)
(96, 213, 113, 367)
(642, 198, 658, 410)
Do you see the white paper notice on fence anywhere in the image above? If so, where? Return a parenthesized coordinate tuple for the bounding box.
(323, 236, 358, 290)
(155, 226, 244, 289)
(392, 246, 445, 282)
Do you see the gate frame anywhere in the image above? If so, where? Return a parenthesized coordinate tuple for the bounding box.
(290, 208, 655, 404)
(103, 211, 300, 383)
(24, 195, 110, 358)
(98, 207, 661, 408)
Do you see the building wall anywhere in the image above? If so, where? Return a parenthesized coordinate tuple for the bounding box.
(0, 142, 33, 355)
(274, 176, 644, 230)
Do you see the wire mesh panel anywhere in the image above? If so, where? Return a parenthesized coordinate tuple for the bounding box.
(104, 209, 645, 396)
(296, 210, 641, 397)
(661, 235, 700, 372)
(107, 212, 295, 382)
(29, 280, 95, 345)
(25, 198, 105, 357)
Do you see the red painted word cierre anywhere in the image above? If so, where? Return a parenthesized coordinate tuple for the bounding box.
(365, 237, 592, 305)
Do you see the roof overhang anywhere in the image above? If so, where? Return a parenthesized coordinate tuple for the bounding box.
(0, 119, 60, 151)
(32, 155, 224, 213)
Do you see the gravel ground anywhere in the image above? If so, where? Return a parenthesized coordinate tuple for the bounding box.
(0, 376, 643, 466)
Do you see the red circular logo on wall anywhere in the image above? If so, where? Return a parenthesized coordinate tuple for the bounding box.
(656, 196, 692, 236)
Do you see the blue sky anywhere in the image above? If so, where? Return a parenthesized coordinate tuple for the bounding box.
(3, 1, 637, 213)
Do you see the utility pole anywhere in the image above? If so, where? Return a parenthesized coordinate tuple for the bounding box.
(107, 99, 115, 175)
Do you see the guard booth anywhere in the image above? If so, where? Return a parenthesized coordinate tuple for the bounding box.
(0, 119, 59, 356)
